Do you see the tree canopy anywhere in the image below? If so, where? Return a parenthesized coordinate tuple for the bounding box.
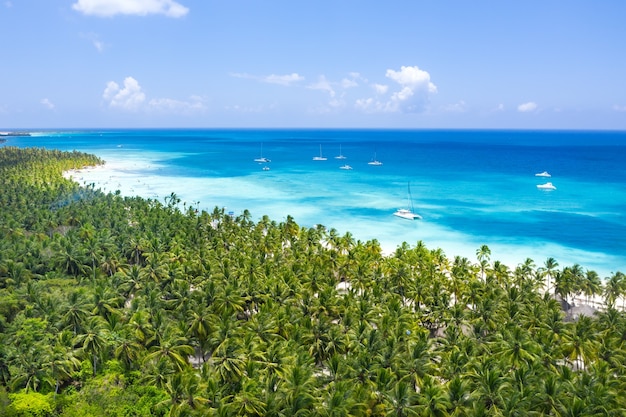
(1, 146, 625, 416)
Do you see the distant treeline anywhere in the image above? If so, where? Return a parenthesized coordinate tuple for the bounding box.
(1, 146, 625, 416)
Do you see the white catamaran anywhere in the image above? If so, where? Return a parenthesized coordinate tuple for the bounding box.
(313, 144, 327, 161)
(334, 144, 347, 160)
(394, 182, 421, 220)
(254, 143, 271, 163)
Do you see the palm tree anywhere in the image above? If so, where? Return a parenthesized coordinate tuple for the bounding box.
(385, 379, 419, 417)
(145, 327, 194, 372)
(494, 326, 540, 370)
(223, 377, 266, 416)
(162, 370, 209, 416)
(445, 375, 472, 416)
(59, 289, 92, 335)
(209, 338, 246, 386)
(74, 315, 109, 376)
(468, 358, 508, 413)
(415, 375, 451, 417)
(560, 315, 599, 371)
(46, 335, 81, 395)
(580, 269, 602, 305)
(280, 355, 318, 415)
(113, 331, 145, 372)
(476, 244, 491, 282)
(541, 257, 559, 294)
(604, 272, 625, 308)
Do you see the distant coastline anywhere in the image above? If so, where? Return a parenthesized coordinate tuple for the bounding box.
(0, 131, 31, 137)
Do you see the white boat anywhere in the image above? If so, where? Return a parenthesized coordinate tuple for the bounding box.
(339, 164, 353, 170)
(535, 171, 551, 177)
(537, 182, 556, 190)
(313, 144, 327, 161)
(368, 152, 382, 166)
(394, 183, 422, 220)
(262, 166, 270, 171)
(334, 145, 347, 160)
(254, 143, 271, 163)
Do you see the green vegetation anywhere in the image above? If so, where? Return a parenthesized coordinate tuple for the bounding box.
(1, 146, 625, 416)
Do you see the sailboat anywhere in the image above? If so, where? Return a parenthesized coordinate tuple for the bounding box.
(394, 182, 421, 220)
(254, 143, 271, 163)
(368, 151, 382, 166)
(313, 144, 327, 161)
(334, 144, 347, 160)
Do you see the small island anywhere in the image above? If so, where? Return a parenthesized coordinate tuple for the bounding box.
(0, 131, 31, 137)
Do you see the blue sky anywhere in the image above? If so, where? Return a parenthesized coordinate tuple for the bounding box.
(1, 1, 625, 129)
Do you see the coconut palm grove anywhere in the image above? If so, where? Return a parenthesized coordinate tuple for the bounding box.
(1, 146, 626, 416)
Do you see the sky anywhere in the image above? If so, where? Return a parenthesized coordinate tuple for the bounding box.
(1, 0, 625, 129)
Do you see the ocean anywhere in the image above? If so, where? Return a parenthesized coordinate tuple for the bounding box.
(5, 128, 626, 277)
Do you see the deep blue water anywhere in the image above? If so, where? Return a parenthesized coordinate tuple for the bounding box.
(5, 128, 626, 276)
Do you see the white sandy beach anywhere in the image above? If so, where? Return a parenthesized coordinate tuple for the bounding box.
(62, 150, 625, 284)
(61, 156, 626, 312)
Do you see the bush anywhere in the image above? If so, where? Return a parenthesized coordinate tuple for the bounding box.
(6, 391, 54, 417)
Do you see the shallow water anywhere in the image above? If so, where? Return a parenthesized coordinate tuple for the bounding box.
(8, 128, 626, 277)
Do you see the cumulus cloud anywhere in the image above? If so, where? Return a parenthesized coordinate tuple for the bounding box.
(40, 98, 55, 110)
(442, 100, 467, 113)
(341, 78, 358, 89)
(263, 73, 304, 86)
(103, 76, 206, 114)
(373, 84, 388, 95)
(386, 66, 437, 91)
(103, 77, 146, 110)
(72, 0, 189, 18)
(307, 75, 335, 97)
(518, 102, 538, 112)
(355, 97, 379, 112)
(384, 66, 437, 113)
(230, 72, 304, 86)
(148, 95, 206, 112)
(354, 65, 436, 114)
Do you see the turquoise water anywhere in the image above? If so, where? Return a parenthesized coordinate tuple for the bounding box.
(6, 129, 626, 277)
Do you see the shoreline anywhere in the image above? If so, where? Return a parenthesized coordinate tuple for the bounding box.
(62, 159, 626, 312)
(62, 157, 624, 280)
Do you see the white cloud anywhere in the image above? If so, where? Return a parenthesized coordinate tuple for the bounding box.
(341, 78, 358, 89)
(72, 0, 189, 18)
(103, 76, 206, 114)
(103, 77, 146, 110)
(81, 33, 105, 52)
(40, 98, 55, 110)
(307, 75, 335, 97)
(148, 96, 206, 112)
(357, 65, 436, 113)
(226, 103, 277, 113)
(4, 2, 13, 8)
(231, 72, 304, 86)
(355, 97, 376, 112)
(494, 103, 505, 111)
(373, 84, 388, 95)
(263, 73, 304, 86)
(517, 102, 538, 112)
(386, 66, 437, 92)
(613, 104, 626, 112)
(442, 100, 467, 113)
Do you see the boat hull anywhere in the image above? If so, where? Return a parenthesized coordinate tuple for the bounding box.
(537, 182, 556, 190)
(394, 209, 421, 220)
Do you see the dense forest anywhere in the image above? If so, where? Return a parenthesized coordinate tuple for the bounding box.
(1, 146, 625, 416)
